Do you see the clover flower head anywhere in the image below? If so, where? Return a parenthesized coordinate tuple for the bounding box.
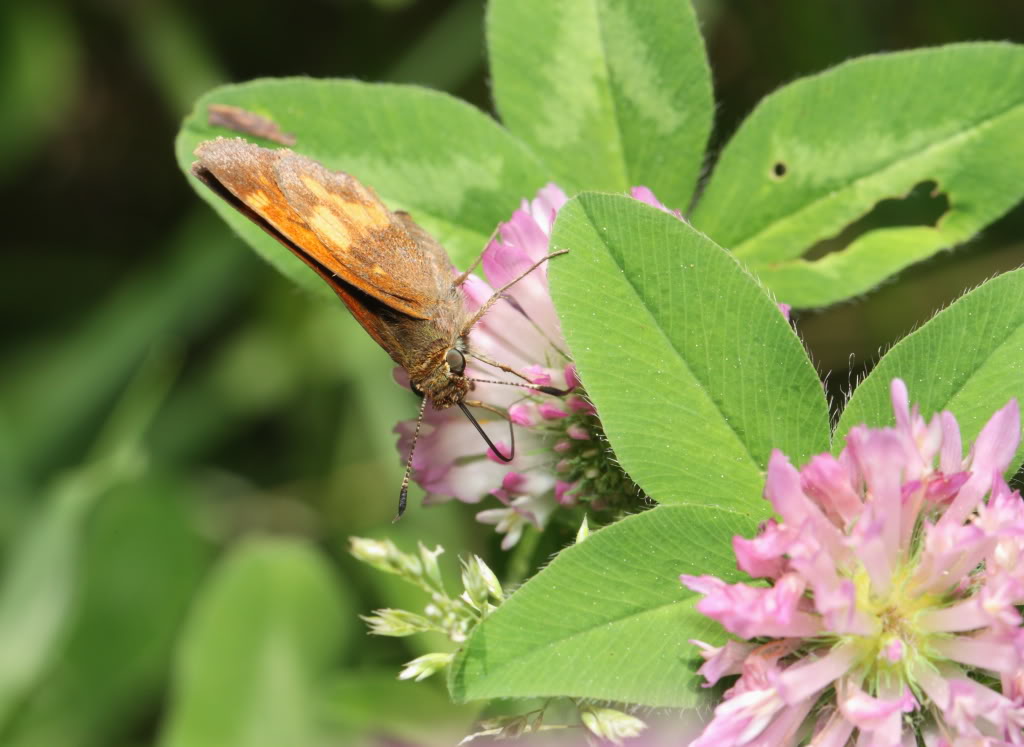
(683, 379, 1024, 745)
(394, 183, 666, 546)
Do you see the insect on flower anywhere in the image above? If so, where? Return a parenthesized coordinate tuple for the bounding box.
(190, 137, 568, 518)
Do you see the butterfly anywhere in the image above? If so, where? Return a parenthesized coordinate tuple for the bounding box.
(190, 137, 566, 517)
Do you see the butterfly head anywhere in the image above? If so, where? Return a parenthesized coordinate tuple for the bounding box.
(409, 342, 472, 408)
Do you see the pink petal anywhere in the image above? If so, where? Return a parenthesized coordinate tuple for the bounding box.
(847, 501, 895, 597)
(394, 415, 499, 503)
(730, 639, 800, 696)
(485, 441, 513, 463)
(972, 398, 1022, 475)
(811, 576, 875, 635)
(526, 183, 568, 236)
(459, 271, 492, 309)
(920, 576, 1024, 633)
(776, 643, 858, 705)
(629, 185, 683, 219)
(800, 453, 863, 527)
(554, 480, 578, 506)
(891, 379, 912, 433)
(538, 402, 569, 420)
(682, 573, 822, 639)
(469, 292, 553, 376)
(690, 688, 785, 747)
(564, 364, 581, 390)
(884, 638, 905, 663)
(491, 213, 549, 278)
(392, 366, 412, 389)
(846, 426, 906, 562)
(522, 364, 552, 386)
(939, 411, 963, 475)
(924, 471, 969, 504)
(782, 530, 871, 633)
(837, 682, 916, 737)
(507, 403, 535, 426)
(765, 451, 848, 560)
(733, 520, 792, 579)
(913, 520, 990, 595)
(501, 472, 528, 492)
(483, 225, 563, 337)
(809, 707, 855, 747)
(745, 698, 817, 746)
(931, 636, 1021, 674)
(568, 395, 597, 414)
(691, 639, 757, 686)
(941, 677, 1022, 737)
(944, 398, 1021, 526)
(567, 424, 590, 440)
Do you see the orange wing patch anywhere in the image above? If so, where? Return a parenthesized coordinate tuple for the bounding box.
(191, 138, 407, 352)
(272, 154, 449, 317)
(193, 137, 453, 321)
(191, 138, 345, 291)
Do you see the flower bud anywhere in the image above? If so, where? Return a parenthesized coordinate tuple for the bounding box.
(461, 554, 503, 609)
(576, 515, 591, 544)
(349, 536, 421, 579)
(580, 706, 647, 744)
(398, 652, 453, 682)
(360, 608, 433, 637)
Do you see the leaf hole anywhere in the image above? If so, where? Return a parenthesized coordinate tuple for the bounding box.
(771, 161, 787, 180)
(803, 180, 949, 261)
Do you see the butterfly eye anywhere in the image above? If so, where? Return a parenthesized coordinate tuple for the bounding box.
(445, 348, 466, 375)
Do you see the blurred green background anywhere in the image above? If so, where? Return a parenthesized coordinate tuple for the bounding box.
(2, 1, 1023, 745)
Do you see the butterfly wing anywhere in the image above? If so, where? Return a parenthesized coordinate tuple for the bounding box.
(271, 152, 455, 316)
(192, 138, 452, 320)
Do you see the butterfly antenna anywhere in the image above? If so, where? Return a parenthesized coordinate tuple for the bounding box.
(465, 376, 570, 397)
(395, 395, 429, 522)
(458, 402, 514, 462)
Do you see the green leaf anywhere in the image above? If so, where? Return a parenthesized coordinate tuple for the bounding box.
(692, 42, 1024, 307)
(4, 477, 209, 747)
(0, 480, 95, 729)
(449, 505, 753, 707)
(0, 212, 249, 482)
(0, 2, 79, 177)
(175, 78, 551, 294)
(0, 352, 174, 730)
(487, 0, 712, 208)
(548, 193, 829, 509)
(836, 268, 1024, 474)
(158, 538, 350, 747)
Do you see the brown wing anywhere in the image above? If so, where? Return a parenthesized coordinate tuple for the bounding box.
(272, 152, 454, 316)
(391, 209, 457, 300)
(191, 138, 406, 352)
(192, 137, 452, 320)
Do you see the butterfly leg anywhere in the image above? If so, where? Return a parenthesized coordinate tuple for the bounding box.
(460, 250, 569, 331)
(467, 350, 533, 383)
(453, 224, 501, 287)
(463, 399, 510, 419)
(465, 351, 570, 397)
